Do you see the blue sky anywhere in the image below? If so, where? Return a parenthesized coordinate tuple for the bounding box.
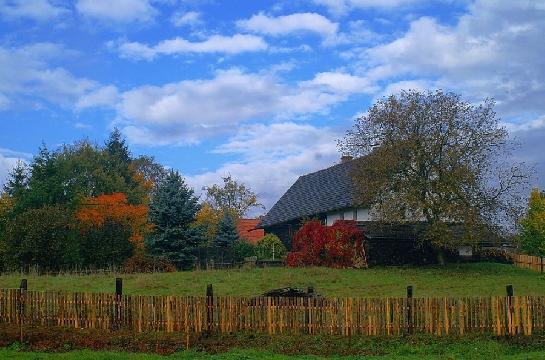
(1, 0, 544, 212)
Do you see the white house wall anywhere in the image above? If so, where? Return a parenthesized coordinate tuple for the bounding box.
(326, 208, 371, 226)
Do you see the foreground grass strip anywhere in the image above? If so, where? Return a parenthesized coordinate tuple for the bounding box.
(1, 263, 544, 297)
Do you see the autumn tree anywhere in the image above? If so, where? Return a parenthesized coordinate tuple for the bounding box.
(147, 171, 204, 269)
(204, 175, 263, 219)
(76, 193, 151, 267)
(339, 90, 529, 259)
(192, 202, 221, 247)
(519, 188, 545, 256)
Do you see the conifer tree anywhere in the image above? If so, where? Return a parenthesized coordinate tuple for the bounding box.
(147, 170, 203, 269)
(3, 161, 27, 198)
(214, 213, 239, 262)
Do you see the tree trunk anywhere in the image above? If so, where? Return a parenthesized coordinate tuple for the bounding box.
(436, 248, 446, 265)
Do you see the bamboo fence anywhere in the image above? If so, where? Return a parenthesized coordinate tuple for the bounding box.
(512, 253, 544, 272)
(1, 289, 544, 337)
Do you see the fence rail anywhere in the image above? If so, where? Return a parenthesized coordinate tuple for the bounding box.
(512, 253, 544, 272)
(1, 288, 545, 337)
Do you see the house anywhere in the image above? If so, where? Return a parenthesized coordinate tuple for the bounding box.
(237, 218, 265, 244)
(258, 156, 438, 265)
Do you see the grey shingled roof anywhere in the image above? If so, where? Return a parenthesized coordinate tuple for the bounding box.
(259, 160, 357, 228)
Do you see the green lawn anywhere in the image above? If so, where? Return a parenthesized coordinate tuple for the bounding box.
(0, 263, 543, 298)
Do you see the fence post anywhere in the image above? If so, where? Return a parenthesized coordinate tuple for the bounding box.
(19, 279, 27, 343)
(506, 284, 514, 335)
(206, 284, 214, 335)
(115, 278, 122, 330)
(541, 257, 544, 273)
(406, 285, 413, 335)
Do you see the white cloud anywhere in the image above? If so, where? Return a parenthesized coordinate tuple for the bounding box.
(75, 85, 119, 109)
(237, 12, 338, 39)
(360, 1, 545, 117)
(76, 0, 156, 23)
(314, 0, 419, 15)
(117, 68, 375, 145)
(186, 122, 341, 212)
(0, 0, 68, 21)
(171, 10, 202, 27)
(0, 43, 117, 110)
(118, 34, 268, 60)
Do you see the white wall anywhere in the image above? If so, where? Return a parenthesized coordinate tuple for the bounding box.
(326, 207, 370, 226)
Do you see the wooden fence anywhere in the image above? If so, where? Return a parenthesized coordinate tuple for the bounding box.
(512, 253, 544, 272)
(1, 288, 544, 337)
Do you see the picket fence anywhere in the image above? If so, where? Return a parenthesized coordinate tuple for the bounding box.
(512, 253, 545, 272)
(1, 288, 544, 337)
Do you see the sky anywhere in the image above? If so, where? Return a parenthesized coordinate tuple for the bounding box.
(0, 0, 544, 214)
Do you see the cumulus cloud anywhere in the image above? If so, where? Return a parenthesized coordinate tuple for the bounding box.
(186, 122, 342, 212)
(117, 68, 375, 145)
(360, 1, 545, 117)
(171, 11, 202, 27)
(76, 0, 156, 23)
(118, 34, 268, 60)
(0, 0, 68, 21)
(237, 12, 338, 40)
(0, 43, 117, 110)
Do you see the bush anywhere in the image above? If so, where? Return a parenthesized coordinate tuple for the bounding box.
(256, 234, 287, 260)
(230, 240, 256, 262)
(287, 220, 367, 268)
(122, 253, 176, 273)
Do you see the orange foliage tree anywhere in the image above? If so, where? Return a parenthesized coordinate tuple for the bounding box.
(76, 193, 152, 250)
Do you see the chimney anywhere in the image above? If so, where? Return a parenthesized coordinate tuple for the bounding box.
(340, 155, 353, 163)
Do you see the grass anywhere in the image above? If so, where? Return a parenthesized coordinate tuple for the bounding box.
(0, 263, 543, 298)
(4, 335, 545, 359)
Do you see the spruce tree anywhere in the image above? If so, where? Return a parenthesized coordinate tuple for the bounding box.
(3, 161, 27, 198)
(147, 170, 203, 269)
(214, 213, 239, 262)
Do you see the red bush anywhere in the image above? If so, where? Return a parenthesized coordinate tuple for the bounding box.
(287, 220, 367, 268)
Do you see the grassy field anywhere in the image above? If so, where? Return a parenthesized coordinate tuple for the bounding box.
(0, 263, 543, 298)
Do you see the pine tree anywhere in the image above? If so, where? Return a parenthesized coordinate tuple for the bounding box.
(215, 213, 239, 250)
(147, 170, 203, 269)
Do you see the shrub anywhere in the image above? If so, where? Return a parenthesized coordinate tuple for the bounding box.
(122, 253, 176, 273)
(256, 234, 287, 260)
(230, 240, 256, 262)
(287, 220, 367, 268)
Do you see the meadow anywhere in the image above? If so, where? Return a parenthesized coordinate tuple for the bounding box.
(0, 262, 542, 298)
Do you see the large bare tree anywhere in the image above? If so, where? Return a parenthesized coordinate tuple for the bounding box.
(339, 90, 530, 255)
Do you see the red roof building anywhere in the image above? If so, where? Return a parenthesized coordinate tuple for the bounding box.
(237, 218, 265, 244)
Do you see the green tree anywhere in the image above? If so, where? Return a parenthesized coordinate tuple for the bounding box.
(339, 90, 529, 260)
(520, 188, 545, 256)
(215, 213, 239, 249)
(2, 161, 28, 198)
(256, 234, 287, 260)
(147, 171, 203, 269)
(230, 240, 256, 262)
(4, 206, 80, 271)
(204, 175, 263, 219)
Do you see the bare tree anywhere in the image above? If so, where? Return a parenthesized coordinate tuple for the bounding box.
(339, 90, 530, 257)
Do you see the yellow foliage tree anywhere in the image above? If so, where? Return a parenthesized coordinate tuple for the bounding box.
(520, 188, 545, 255)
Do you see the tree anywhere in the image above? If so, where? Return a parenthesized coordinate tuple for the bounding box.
(192, 202, 221, 247)
(3, 206, 80, 271)
(215, 213, 239, 250)
(105, 128, 131, 165)
(519, 188, 545, 256)
(147, 171, 203, 269)
(76, 193, 152, 266)
(3, 161, 28, 198)
(339, 90, 529, 256)
(204, 175, 263, 219)
(255, 234, 287, 260)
